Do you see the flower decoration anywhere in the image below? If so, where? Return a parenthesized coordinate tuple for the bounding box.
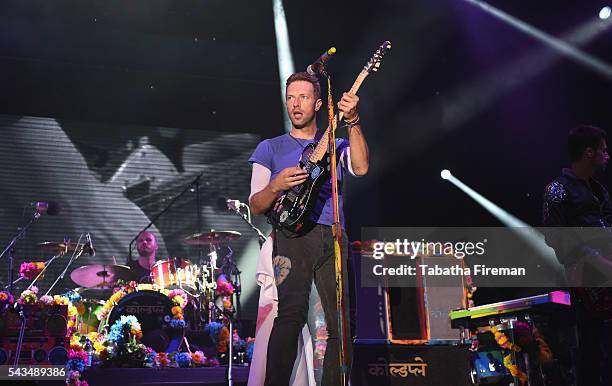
(215, 275, 235, 296)
(245, 338, 255, 363)
(0, 291, 14, 310)
(39, 295, 54, 305)
(168, 289, 188, 308)
(62, 290, 82, 304)
(108, 315, 142, 344)
(490, 326, 521, 352)
(67, 349, 88, 372)
(222, 296, 233, 311)
(503, 354, 527, 384)
(19, 261, 45, 280)
(217, 326, 230, 353)
(18, 286, 38, 304)
(97, 284, 186, 328)
(170, 319, 186, 329)
(192, 350, 207, 365)
(66, 370, 89, 386)
(144, 350, 158, 368)
(175, 352, 192, 368)
(156, 352, 171, 367)
(205, 322, 223, 345)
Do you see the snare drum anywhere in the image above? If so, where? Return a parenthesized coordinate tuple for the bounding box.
(105, 290, 184, 353)
(150, 258, 198, 290)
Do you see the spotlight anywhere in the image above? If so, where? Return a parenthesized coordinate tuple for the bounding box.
(600, 6, 611, 20)
(440, 169, 452, 180)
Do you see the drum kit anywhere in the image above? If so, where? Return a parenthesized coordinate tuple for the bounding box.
(36, 230, 244, 352)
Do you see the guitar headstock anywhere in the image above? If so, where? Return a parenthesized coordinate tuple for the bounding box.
(363, 40, 392, 74)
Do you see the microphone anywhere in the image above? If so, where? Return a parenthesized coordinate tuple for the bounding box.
(306, 47, 337, 75)
(226, 199, 245, 211)
(30, 201, 61, 216)
(85, 233, 96, 256)
(217, 196, 246, 211)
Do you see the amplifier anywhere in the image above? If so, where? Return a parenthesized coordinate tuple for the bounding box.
(0, 304, 68, 337)
(0, 336, 68, 365)
(353, 250, 466, 344)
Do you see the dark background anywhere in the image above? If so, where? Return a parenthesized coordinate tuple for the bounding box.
(1, 0, 611, 318)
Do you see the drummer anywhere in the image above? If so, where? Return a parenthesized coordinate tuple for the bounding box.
(127, 230, 159, 283)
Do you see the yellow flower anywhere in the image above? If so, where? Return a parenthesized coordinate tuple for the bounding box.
(53, 295, 68, 305)
(68, 305, 78, 318)
(70, 334, 83, 350)
(137, 284, 154, 291)
(94, 341, 106, 354)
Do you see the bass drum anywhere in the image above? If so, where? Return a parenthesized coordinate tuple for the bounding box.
(106, 290, 184, 353)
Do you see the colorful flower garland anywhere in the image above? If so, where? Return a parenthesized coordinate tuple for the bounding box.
(488, 323, 554, 375)
(96, 283, 187, 328)
(15, 287, 79, 336)
(0, 291, 14, 310)
(19, 261, 45, 280)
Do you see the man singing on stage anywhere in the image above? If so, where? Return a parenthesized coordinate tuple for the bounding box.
(249, 71, 369, 385)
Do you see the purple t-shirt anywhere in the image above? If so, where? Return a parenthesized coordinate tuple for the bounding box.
(249, 132, 350, 226)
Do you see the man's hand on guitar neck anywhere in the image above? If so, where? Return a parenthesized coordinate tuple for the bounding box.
(338, 92, 359, 122)
(250, 166, 307, 215)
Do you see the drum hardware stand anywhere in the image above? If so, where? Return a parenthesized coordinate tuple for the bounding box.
(26, 248, 66, 290)
(220, 246, 243, 326)
(228, 314, 234, 386)
(213, 303, 236, 386)
(127, 171, 204, 263)
(0, 207, 45, 295)
(46, 233, 86, 296)
(13, 303, 27, 366)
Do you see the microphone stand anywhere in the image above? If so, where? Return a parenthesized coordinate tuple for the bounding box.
(127, 171, 204, 263)
(214, 303, 236, 386)
(322, 65, 350, 385)
(0, 210, 44, 295)
(227, 204, 266, 247)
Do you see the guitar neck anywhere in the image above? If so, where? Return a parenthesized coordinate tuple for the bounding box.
(309, 70, 369, 163)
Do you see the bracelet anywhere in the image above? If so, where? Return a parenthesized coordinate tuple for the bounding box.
(344, 114, 360, 124)
(344, 117, 360, 129)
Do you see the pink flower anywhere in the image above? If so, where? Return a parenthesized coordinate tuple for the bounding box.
(192, 350, 206, 365)
(215, 275, 235, 296)
(68, 349, 88, 361)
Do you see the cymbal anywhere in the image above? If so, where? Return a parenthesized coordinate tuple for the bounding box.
(37, 241, 81, 254)
(184, 230, 241, 245)
(70, 264, 131, 289)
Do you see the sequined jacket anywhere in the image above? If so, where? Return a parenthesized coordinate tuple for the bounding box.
(542, 168, 612, 266)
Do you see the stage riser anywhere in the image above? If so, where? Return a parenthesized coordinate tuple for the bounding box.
(83, 366, 249, 386)
(351, 344, 472, 386)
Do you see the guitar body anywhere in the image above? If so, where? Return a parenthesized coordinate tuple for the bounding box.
(267, 143, 329, 235)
